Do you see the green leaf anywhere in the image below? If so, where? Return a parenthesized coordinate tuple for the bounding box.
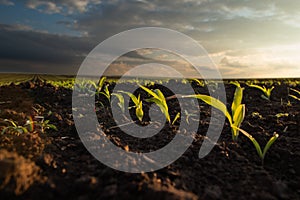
(143, 88, 171, 123)
(261, 94, 270, 101)
(267, 86, 274, 98)
(184, 94, 232, 125)
(231, 86, 244, 116)
(232, 104, 245, 139)
(112, 93, 125, 113)
(89, 81, 97, 90)
(236, 127, 263, 159)
(99, 91, 110, 100)
(248, 84, 266, 92)
(154, 89, 165, 101)
(118, 91, 139, 106)
(290, 88, 300, 95)
(139, 85, 159, 99)
(190, 78, 204, 87)
(4, 119, 17, 127)
(98, 77, 106, 91)
(230, 81, 241, 88)
(47, 124, 58, 131)
(233, 104, 245, 127)
(147, 97, 171, 123)
(289, 94, 300, 101)
(136, 101, 144, 121)
(172, 112, 180, 125)
(104, 85, 110, 96)
(249, 84, 273, 100)
(262, 133, 279, 159)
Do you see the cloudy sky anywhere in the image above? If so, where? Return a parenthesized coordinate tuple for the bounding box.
(0, 0, 300, 78)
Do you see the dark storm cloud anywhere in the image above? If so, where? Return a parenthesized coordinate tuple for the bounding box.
(0, 24, 94, 74)
(0, 23, 153, 74)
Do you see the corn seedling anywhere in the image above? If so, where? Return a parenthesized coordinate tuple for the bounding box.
(184, 110, 198, 124)
(97, 76, 107, 93)
(139, 85, 171, 123)
(119, 91, 144, 122)
(98, 85, 111, 101)
(184, 85, 245, 141)
(172, 112, 181, 125)
(75, 80, 99, 96)
(248, 84, 274, 100)
(25, 116, 57, 133)
(235, 127, 279, 165)
(34, 119, 57, 133)
(1, 119, 28, 135)
(111, 93, 125, 113)
(190, 78, 205, 87)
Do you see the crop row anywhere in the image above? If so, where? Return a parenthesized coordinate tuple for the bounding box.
(75, 77, 300, 165)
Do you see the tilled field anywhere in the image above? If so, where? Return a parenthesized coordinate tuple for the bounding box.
(0, 80, 299, 199)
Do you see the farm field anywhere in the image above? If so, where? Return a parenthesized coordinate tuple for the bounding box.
(0, 74, 300, 199)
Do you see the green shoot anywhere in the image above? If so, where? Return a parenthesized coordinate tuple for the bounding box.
(97, 76, 107, 93)
(248, 84, 274, 100)
(236, 127, 279, 165)
(99, 85, 111, 101)
(1, 119, 28, 135)
(289, 95, 300, 101)
(139, 85, 171, 123)
(184, 110, 198, 125)
(111, 93, 125, 113)
(190, 78, 205, 87)
(172, 112, 180, 125)
(34, 119, 57, 133)
(135, 94, 144, 122)
(183, 85, 245, 141)
(119, 91, 144, 122)
(231, 86, 245, 140)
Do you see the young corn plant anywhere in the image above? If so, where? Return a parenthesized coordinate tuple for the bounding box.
(139, 85, 171, 123)
(75, 80, 97, 94)
(94, 84, 112, 108)
(119, 91, 144, 122)
(111, 93, 125, 113)
(190, 78, 205, 87)
(235, 127, 279, 165)
(98, 85, 111, 101)
(172, 112, 181, 125)
(183, 110, 198, 125)
(184, 84, 245, 141)
(34, 119, 57, 133)
(248, 84, 274, 100)
(1, 119, 28, 135)
(96, 76, 107, 93)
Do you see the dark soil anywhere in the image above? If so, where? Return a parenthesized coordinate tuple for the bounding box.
(0, 80, 299, 200)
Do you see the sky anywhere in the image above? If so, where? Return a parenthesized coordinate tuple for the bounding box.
(0, 0, 300, 78)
